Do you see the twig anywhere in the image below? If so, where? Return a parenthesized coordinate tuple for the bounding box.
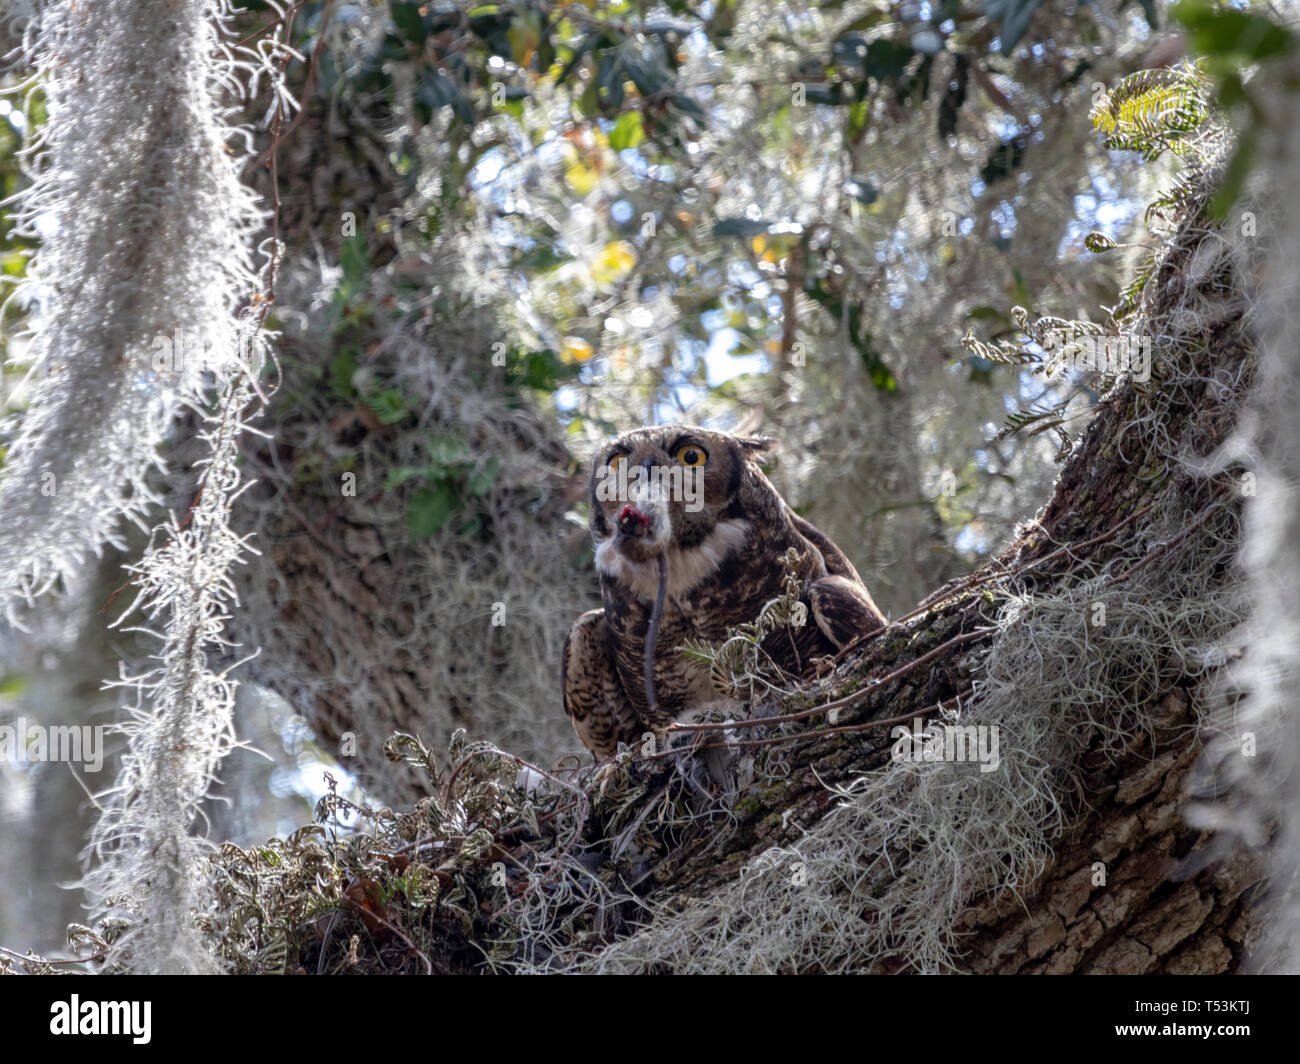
(337, 894, 433, 976)
(234, 0, 311, 49)
(279, 0, 338, 145)
(644, 691, 976, 759)
(1111, 495, 1230, 586)
(0, 944, 103, 968)
(826, 501, 1156, 664)
(670, 627, 989, 734)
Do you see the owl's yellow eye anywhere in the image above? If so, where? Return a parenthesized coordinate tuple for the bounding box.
(674, 444, 708, 468)
(606, 453, 627, 472)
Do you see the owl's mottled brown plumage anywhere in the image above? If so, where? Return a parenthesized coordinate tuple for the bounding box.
(562, 425, 887, 758)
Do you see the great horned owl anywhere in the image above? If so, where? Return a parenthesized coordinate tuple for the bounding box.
(562, 425, 887, 758)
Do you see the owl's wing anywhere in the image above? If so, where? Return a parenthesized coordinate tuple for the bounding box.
(788, 509, 864, 584)
(562, 608, 637, 758)
(808, 574, 887, 650)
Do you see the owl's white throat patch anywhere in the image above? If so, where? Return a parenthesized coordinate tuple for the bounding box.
(635, 491, 674, 552)
(596, 517, 752, 601)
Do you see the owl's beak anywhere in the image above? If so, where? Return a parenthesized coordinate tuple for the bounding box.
(609, 458, 673, 560)
(616, 504, 651, 538)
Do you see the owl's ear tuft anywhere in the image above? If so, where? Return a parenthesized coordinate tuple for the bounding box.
(738, 436, 779, 455)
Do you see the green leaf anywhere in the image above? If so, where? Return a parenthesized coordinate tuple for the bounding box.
(862, 350, 898, 392)
(469, 455, 501, 496)
(832, 34, 871, 70)
(863, 39, 915, 82)
(407, 484, 460, 541)
(384, 466, 432, 491)
(848, 98, 870, 138)
(800, 83, 842, 106)
(417, 68, 459, 115)
(1084, 231, 1118, 253)
(840, 11, 888, 34)
(329, 349, 358, 401)
(340, 230, 370, 287)
(620, 50, 669, 98)
(0, 673, 28, 697)
(803, 277, 897, 393)
(1089, 68, 1212, 160)
(668, 93, 706, 121)
(979, 134, 1029, 186)
(1209, 131, 1256, 220)
(1174, 2, 1295, 64)
(425, 434, 470, 468)
(364, 388, 412, 425)
(389, 1, 429, 44)
(597, 52, 626, 109)
(555, 39, 596, 87)
(608, 111, 645, 150)
(512, 243, 572, 273)
(505, 348, 582, 391)
(1001, 403, 1066, 439)
(467, 8, 513, 58)
(985, 0, 1048, 56)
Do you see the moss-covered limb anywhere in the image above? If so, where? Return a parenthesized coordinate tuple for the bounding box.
(957, 687, 1268, 974)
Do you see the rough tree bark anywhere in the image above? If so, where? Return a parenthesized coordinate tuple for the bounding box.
(227, 94, 596, 799)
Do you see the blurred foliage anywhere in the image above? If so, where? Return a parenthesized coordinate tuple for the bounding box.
(283, 0, 1102, 411)
(199, 0, 1296, 594)
(4, 0, 1290, 574)
(1171, 0, 1297, 217)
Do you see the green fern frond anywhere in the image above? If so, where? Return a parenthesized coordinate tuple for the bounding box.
(1089, 65, 1213, 161)
(960, 329, 1037, 366)
(999, 404, 1067, 440)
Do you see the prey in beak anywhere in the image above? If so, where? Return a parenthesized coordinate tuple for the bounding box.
(616, 503, 651, 537)
(612, 464, 674, 563)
